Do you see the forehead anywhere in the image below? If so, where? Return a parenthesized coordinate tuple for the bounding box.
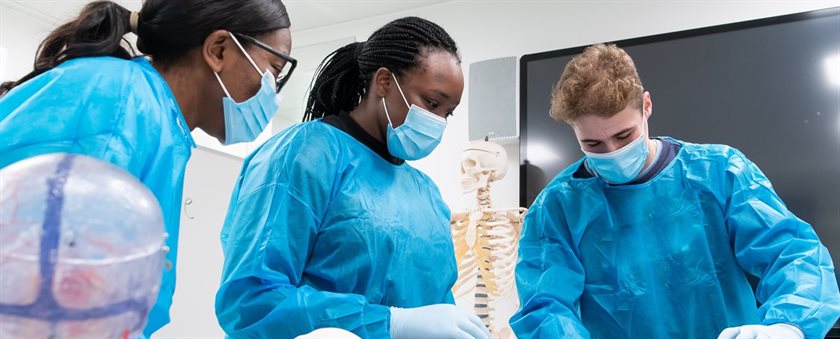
(405, 50, 462, 84)
(572, 103, 642, 138)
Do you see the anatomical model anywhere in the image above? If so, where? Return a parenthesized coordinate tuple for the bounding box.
(451, 140, 527, 339)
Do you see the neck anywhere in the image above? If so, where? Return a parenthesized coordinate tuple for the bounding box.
(153, 61, 200, 131)
(476, 185, 493, 210)
(349, 97, 386, 143)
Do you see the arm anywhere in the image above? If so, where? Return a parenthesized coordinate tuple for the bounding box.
(510, 198, 590, 338)
(724, 150, 840, 338)
(214, 134, 391, 338)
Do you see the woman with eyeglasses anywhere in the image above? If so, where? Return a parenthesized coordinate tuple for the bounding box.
(0, 0, 294, 336)
(215, 16, 490, 339)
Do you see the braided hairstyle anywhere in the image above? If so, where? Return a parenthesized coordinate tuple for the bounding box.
(303, 16, 459, 121)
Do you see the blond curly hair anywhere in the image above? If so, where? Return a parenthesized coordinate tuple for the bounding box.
(550, 43, 644, 123)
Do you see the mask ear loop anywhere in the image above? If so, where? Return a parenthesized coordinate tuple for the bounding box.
(213, 73, 233, 98)
(382, 70, 404, 127)
(214, 32, 265, 100)
(228, 32, 264, 76)
(641, 93, 650, 138)
(382, 97, 394, 127)
(390, 72, 411, 109)
(389, 70, 446, 125)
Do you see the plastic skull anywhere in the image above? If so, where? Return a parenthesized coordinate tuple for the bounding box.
(460, 140, 508, 193)
(0, 153, 166, 339)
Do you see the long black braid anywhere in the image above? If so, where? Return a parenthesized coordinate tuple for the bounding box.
(303, 16, 459, 121)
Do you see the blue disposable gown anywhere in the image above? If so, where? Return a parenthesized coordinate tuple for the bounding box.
(0, 57, 195, 336)
(215, 120, 457, 338)
(510, 139, 840, 339)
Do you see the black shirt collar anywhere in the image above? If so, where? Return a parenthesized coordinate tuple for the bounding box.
(319, 111, 405, 165)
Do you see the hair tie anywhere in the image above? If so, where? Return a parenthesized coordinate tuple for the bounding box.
(129, 11, 140, 34)
(354, 41, 366, 59)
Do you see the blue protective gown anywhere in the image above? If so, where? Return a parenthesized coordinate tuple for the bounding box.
(511, 139, 840, 339)
(0, 56, 195, 336)
(215, 120, 457, 338)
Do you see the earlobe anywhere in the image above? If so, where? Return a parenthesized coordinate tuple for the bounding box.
(203, 30, 229, 74)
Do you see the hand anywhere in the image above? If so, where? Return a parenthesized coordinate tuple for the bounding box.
(717, 323, 804, 339)
(389, 304, 490, 339)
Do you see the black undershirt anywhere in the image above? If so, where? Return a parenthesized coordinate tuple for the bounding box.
(320, 111, 405, 165)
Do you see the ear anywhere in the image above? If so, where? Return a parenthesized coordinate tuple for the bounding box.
(202, 30, 231, 74)
(643, 91, 653, 119)
(372, 67, 392, 98)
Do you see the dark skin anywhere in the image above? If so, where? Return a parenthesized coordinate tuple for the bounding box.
(152, 28, 292, 143)
(349, 50, 464, 143)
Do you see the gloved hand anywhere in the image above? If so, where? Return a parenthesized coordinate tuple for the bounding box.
(389, 304, 490, 339)
(717, 323, 804, 339)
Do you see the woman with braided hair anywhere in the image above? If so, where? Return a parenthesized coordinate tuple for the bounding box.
(215, 17, 489, 338)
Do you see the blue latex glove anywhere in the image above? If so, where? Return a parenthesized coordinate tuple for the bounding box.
(390, 304, 490, 339)
(718, 324, 804, 339)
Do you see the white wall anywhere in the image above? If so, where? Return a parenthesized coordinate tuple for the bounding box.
(154, 147, 241, 338)
(0, 2, 55, 80)
(3, 1, 838, 337)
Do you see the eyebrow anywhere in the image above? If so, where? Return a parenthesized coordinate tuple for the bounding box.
(431, 89, 450, 100)
(580, 127, 634, 143)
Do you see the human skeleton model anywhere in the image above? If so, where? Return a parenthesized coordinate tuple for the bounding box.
(451, 140, 527, 339)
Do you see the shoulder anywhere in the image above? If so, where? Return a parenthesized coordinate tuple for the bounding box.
(237, 121, 346, 192)
(674, 140, 772, 196)
(676, 140, 758, 174)
(0, 56, 171, 140)
(678, 140, 741, 160)
(532, 158, 589, 206)
(253, 120, 345, 165)
(53, 57, 148, 92)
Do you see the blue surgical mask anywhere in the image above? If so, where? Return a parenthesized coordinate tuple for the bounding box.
(381, 72, 447, 160)
(582, 119, 650, 184)
(213, 32, 280, 145)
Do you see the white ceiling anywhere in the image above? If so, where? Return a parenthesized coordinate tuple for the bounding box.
(2, 0, 452, 32)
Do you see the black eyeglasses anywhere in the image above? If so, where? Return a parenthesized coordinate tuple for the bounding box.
(232, 32, 297, 93)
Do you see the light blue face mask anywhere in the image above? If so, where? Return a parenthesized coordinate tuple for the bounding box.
(213, 32, 280, 145)
(582, 118, 650, 184)
(381, 72, 447, 161)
